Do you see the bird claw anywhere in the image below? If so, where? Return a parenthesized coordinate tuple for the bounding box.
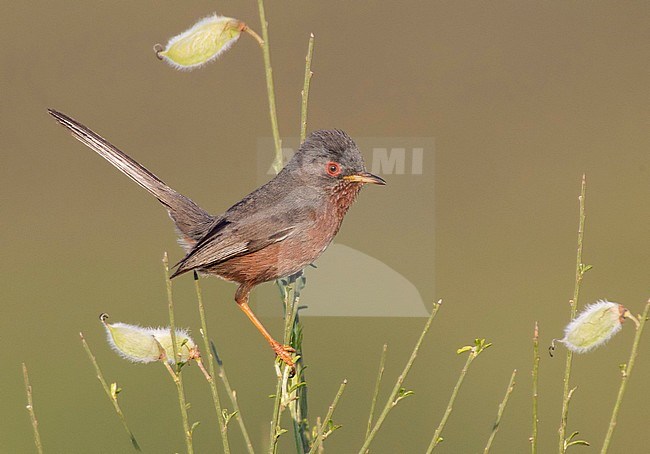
(272, 342, 296, 377)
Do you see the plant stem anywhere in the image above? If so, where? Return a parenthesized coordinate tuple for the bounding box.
(558, 175, 587, 453)
(211, 342, 256, 454)
(531, 322, 540, 454)
(256, 0, 283, 173)
(600, 300, 650, 453)
(269, 315, 288, 453)
(484, 369, 517, 454)
(365, 344, 388, 439)
(193, 275, 231, 454)
(162, 253, 194, 454)
(314, 417, 324, 454)
(359, 300, 442, 454)
(22, 363, 44, 454)
(308, 380, 348, 454)
(286, 289, 309, 453)
(300, 34, 315, 143)
(80, 333, 141, 451)
(162, 253, 180, 370)
(241, 23, 264, 47)
(269, 363, 291, 454)
(426, 342, 481, 453)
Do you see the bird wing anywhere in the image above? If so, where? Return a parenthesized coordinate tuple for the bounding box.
(170, 220, 297, 278)
(170, 173, 322, 278)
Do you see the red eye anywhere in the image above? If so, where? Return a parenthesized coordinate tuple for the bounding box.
(326, 161, 341, 177)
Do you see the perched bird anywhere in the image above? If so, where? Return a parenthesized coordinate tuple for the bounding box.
(48, 109, 385, 371)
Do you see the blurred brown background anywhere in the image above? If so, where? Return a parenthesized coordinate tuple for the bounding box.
(2, 1, 649, 453)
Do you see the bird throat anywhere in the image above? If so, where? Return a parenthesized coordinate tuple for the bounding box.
(329, 181, 363, 222)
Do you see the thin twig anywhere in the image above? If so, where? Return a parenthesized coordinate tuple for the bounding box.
(162, 254, 194, 454)
(314, 417, 325, 454)
(531, 322, 540, 454)
(256, 0, 283, 173)
(358, 300, 442, 454)
(366, 344, 388, 439)
(193, 275, 231, 454)
(211, 342, 255, 454)
(241, 23, 264, 47)
(22, 363, 44, 454)
(484, 369, 517, 454)
(300, 34, 315, 143)
(269, 363, 291, 454)
(600, 300, 650, 453)
(269, 278, 300, 454)
(426, 339, 491, 453)
(308, 380, 348, 454)
(79, 334, 141, 451)
(558, 175, 587, 453)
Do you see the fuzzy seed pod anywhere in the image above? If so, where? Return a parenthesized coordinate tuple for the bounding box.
(101, 314, 197, 364)
(156, 14, 243, 70)
(559, 300, 628, 353)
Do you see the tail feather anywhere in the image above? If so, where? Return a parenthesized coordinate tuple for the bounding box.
(48, 109, 214, 249)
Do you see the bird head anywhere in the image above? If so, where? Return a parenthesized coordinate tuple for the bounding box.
(288, 129, 386, 190)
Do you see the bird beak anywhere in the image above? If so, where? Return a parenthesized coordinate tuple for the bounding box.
(343, 172, 386, 185)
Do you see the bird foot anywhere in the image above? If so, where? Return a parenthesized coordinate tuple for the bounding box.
(271, 342, 296, 377)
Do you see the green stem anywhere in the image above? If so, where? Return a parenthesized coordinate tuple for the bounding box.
(359, 300, 442, 454)
(600, 300, 650, 453)
(484, 369, 517, 454)
(194, 276, 231, 454)
(256, 0, 283, 173)
(211, 343, 255, 454)
(558, 175, 587, 453)
(162, 254, 193, 454)
(308, 380, 348, 454)
(426, 345, 479, 453)
(300, 34, 315, 143)
(268, 283, 293, 454)
(365, 344, 388, 439)
(80, 333, 141, 451)
(531, 322, 540, 454)
(22, 363, 44, 454)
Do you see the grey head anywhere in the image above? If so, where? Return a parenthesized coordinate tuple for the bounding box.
(284, 130, 386, 188)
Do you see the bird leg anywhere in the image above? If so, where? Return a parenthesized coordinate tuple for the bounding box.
(235, 285, 296, 375)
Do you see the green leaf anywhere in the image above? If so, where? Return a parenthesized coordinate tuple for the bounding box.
(580, 263, 593, 274)
(110, 382, 121, 399)
(456, 346, 472, 354)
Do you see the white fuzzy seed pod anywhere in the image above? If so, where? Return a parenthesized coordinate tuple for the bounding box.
(102, 317, 197, 364)
(560, 300, 627, 353)
(157, 14, 243, 70)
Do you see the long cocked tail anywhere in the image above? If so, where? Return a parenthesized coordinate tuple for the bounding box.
(48, 109, 214, 250)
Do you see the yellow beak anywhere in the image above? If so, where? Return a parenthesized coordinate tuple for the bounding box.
(343, 172, 386, 185)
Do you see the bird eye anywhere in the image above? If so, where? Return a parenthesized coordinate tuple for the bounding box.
(326, 161, 341, 177)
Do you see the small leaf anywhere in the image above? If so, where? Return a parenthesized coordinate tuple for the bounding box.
(110, 382, 121, 399)
(288, 381, 307, 393)
(457, 346, 472, 355)
(222, 409, 238, 426)
(190, 421, 201, 435)
(474, 338, 492, 354)
(579, 263, 593, 274)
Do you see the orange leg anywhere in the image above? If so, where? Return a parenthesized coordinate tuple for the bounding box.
(235, 285, 296, 374)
